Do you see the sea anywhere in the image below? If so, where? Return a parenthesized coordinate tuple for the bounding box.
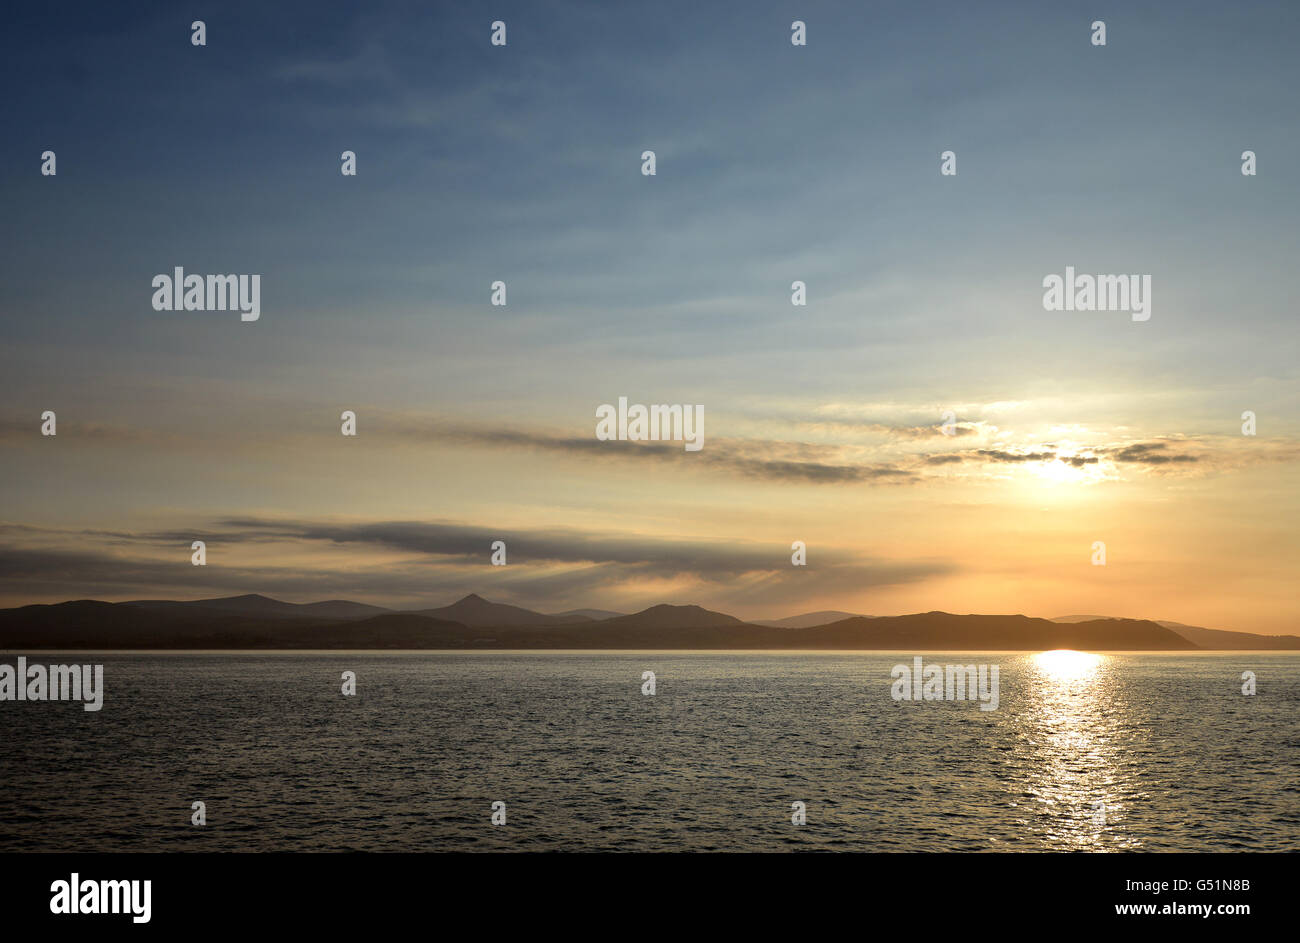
(1, 652, 1296, 852)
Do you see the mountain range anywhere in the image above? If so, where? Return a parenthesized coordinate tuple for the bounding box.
(0, 593, 1295, 650)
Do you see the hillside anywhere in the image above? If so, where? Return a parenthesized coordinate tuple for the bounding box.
(753, 610, 866, 628)
(410, 593, 580, 626)
(0, 598, 1205, 650)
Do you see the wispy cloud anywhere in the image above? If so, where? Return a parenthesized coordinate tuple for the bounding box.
(0, 518, 957, 612)
(1102, 441, 1198, 465)
(395, 420, 922, 485)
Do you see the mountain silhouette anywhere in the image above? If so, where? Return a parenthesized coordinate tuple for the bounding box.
(127, 594, 392, 621)
(753, 610, 866, 628)
(808, 612, 1195, 650)
(1054, 614, 1300, 650)
(410, 593, 579, 626)
(550, 608, 626, 621)
(1, 593, 1293, 649)
(1156, 620, 1300, 650)
(600, 604, 745, 629)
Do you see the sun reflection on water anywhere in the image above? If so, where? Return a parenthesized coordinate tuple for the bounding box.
(1033, 649, 1103, 682)
(1012, 650, 1144, 850)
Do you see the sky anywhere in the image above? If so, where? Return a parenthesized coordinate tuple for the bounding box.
(1, 1, 1297, 632)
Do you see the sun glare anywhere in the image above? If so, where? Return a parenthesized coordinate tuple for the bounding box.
(1032, 649, 1103, 681)
(1030, 457, 1104, 486)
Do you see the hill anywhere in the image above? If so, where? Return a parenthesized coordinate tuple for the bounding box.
(1157, 620, 1300, 650)
(599, 604, 746, 629)
(550, 608, 625, 621)
(753, 610, 866, 628)
(0, 599, 1203, 650)
(126, 594, 392, 621)
(409, 593, 578, 626)
(804, 613, 1193, 650)
(1053, 614, 1300, 649)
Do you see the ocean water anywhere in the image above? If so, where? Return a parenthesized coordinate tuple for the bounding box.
(1, 652, 1296, 852)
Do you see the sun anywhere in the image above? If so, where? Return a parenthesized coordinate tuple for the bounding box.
(1035, 459, 1084, 484)
(1031, 456, 1104, 485)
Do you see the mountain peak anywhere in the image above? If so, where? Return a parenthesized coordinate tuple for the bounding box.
(413, 594, 565, 626)
(606, 603, 745, 629)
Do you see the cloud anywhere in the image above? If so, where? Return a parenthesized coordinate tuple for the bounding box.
(976, 449, 1059, 463)
(407, 421, 920, 485)
(927, 441, 1212, 470)
(882, 422, 979, 439)
(0, 518, 958, 612)
(0, 417, 163, 446)
(977, 449, 1100, 467)
(1103, 441, 1199, 464)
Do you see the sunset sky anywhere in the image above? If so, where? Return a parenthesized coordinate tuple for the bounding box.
(1, 1, 1297, 633)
